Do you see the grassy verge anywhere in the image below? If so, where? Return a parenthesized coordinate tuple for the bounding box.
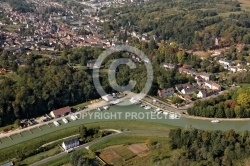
(0, 126, 79, 163)
(240, 83, 250, 87)
(39, 154, 70, 166)
(84, 121, 176, 132)
(19, 146, 62, 165)
(71, 101, 91, 109)
(39, 149, 89, 166)
(90, 133, 169, 151)
(0, 124, 17, 133)
(0, 121, 176, 163)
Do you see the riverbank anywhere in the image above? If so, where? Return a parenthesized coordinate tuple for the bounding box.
(144, 95, 250, 122)
(181, 113, 250, 121)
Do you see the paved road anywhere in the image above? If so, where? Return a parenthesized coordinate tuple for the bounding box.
(30, 130, 169, 166)
(30, 132, 126, 166)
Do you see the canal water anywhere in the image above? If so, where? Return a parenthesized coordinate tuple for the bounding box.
(1, 101, 250, 149)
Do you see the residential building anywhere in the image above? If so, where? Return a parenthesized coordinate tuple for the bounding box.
(178, 64, 192, 73)
(62, 138, 80, 150)
(182, 69, 197, 76)
(197, 72, 211, 81)
(197, 90, 207, 98)
(163, 63, 176, 70)
(204, 81, 221, 91)
(50, 106, 71, 118)
(218, 59, 231, 68)
(1, 162, 14, 166)
(175, 83, 192, 92)
(158, 87, 174, 97)
(229, 67, 237, 73)
(101, 94, 115, 102)
(87, 60, 101, 69)
(181, 85, 196, 94)
(0, 68, 6, 74)
(195, 76, 205, 86)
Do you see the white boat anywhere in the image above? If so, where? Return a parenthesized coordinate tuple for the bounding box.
(144, 106, 151, 110)
(174, 114, 180, 119)
(211, 120, 220, 123)
(130, 98, 138, 104)
(157, 110, 163, 114)
(53, 121, 59, 126)
(169, 113, 175, 119)
(62, 118, 68, 124)
(111, 100, 121, 105)
(163, 112, 169, 115)
(140, 104, 145, 107)
(103, 106, 109, 110)
(97, 107, 102, 111)
(70, 115, 77, 121)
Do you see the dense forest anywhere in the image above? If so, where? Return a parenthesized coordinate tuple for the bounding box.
(1, 41, 250, 126)
(0, 45, 192, 126)
(187, 87, 250, 118)
(102, 0, 250, 49)
(169, 128, 250, 165)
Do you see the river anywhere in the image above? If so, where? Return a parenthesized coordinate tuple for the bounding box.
(0, 101, 250, 149)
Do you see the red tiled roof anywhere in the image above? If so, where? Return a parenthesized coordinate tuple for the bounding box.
(51, 106, 71, 117)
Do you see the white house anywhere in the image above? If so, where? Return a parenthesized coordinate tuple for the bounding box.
(229, 67, 237, 73)
(158, 87, 174, 97)
(181, 86, 196, 94)
(101, 94, 115, 102)
(197, 90, 207, 98)
(204, 81, 221, 91)
(87, 60, 101, 69)
(163, 63, 176, 70)
(218, 59, 231, 66)
(62, 138, 80, 150)
(197, 72, 211, 81)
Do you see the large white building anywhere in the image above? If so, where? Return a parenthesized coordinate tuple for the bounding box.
(62, 138, 80, 151)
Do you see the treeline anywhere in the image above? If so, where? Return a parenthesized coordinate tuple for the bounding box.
(0, 59, 98, 126)
(0, 43, 210, 126)
(187, 87, 250, 118)
(103, 0, 250, 49)
(169, 128, 250, 165)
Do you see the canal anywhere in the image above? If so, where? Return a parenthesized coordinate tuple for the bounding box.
(1, 101, 250, 149)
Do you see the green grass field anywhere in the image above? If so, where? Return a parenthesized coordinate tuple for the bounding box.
(90, 133, 169, 151)
(19, 146, 62, 165)
(240, 83, 250, 87)
(0, 121, 175, 164)
(39, 149, 88, 166)
(39, 154, 70, 166)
